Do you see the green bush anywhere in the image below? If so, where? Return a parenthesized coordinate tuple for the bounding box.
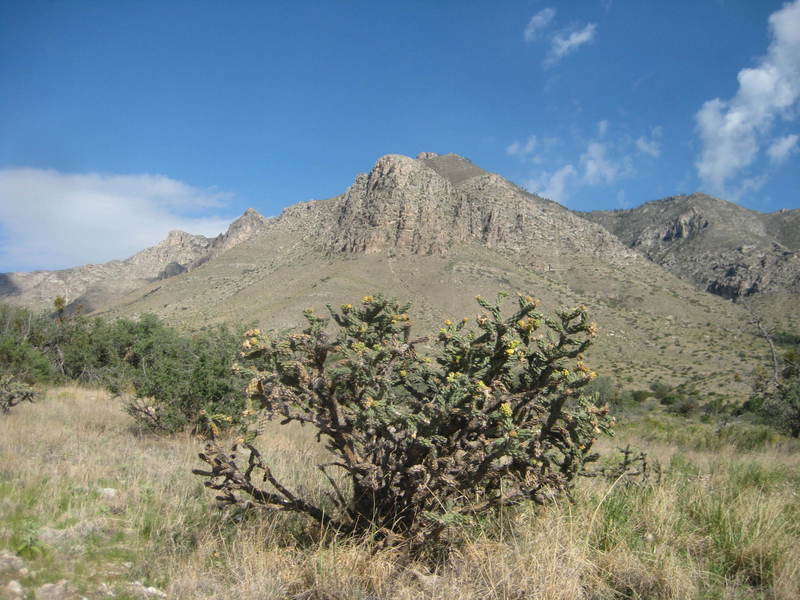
(194, 293, 612, 551)
(0, 302, 246, 434)
(748, 328, 800, 437)
(117, 317, 246, 434)
(0, 374, 37, 414)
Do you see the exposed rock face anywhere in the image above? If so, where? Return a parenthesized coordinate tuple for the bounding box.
(583, 194, 800, 299)
(0, 208, 269, 312)
(325, 153, 637, 268)
(209, 207, 270, 256)
(328, 154, 460, 255)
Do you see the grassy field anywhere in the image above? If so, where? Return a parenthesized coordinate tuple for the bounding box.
(1, 386, 799, 599)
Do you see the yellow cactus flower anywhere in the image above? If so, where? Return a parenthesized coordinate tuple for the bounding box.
(362, 295, 374, 304)
(499, 402, 512, 417)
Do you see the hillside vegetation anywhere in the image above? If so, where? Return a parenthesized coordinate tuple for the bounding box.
(0, 385, 799, 599)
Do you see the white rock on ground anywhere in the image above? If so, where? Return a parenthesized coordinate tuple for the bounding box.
(127, 581, 167, 599)
(0, 550, 24, 574)
(34, 580, 78, 600)
(5, 580, 24, 599)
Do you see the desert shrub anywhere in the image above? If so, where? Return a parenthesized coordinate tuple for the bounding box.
(194, 293, 612, 551)
(0, 374, 37, 414)
(748, 328, 800, 437)
(120, 318, 246, 434)
(0, 335, 54, 384)
(0, 304, 56, 383)
(0, 302, 246, 433)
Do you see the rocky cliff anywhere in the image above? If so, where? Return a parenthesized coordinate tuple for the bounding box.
(584, 194, 800, 299)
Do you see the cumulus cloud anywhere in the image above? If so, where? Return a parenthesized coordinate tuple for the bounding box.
(581, 141, 629, 184)
(525, 164, 577, 203)
(506, 135, 538, 159)
(0, 168, 235, 271)
(694, 0, 800, 192)
(636, 126, 663, 158)
(767, 133, 799, 164)
(524, 8, 556, 43)
(545, 23, 597, 67)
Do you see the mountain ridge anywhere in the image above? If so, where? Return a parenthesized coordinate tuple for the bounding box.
(0, 207, 270, 312)
(2, 151, 796, 401)
(582, 193, 800, 300)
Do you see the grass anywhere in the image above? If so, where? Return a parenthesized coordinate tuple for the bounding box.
(1, 385, 799, 599)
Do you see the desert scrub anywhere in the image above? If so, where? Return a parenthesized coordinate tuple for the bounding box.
(194, 292, 611, 551)
(0, 374, 37, 414)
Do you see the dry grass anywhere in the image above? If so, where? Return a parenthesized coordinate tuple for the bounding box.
(1, 385, 798, 599)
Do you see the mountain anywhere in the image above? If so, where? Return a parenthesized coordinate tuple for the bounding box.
(93, 153, 767, 401)
(582, 194, 800, 331)
(0, 208, 269, 313)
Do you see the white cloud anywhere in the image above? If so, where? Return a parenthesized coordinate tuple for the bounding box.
(525, 164, 577, 203)
(694, 0, 800, 192)
(636, 126, 663, 158)
(545, 23, 597, 67)
(0, 168, 235, 271)
(581, 142, 626, 184)
(767, 133, 799, 164)
(524, 8, 556, 43)
(597, 120, 610, 137)
(506, 135, 538, 159)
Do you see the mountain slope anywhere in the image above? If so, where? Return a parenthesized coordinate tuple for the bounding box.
(98, 153, 765, 401)
(583, 194, 800, 299)
(0, 208, 269, 313)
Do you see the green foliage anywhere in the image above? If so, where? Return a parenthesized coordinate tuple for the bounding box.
(0, 301, 246, 433)
(749, 329, 800, 437)
(0, 374, 37, 414)
(121, 319, 246, 433)
(0, 303, 56, 383)
(13, 518, 46, 559)
(195, 292, 612, 550)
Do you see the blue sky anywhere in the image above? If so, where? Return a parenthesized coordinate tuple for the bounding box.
(1, 0, 799, 271)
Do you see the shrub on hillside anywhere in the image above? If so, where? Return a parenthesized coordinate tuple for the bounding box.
(747, 326, 800, 437)
(119, 318, 247, 434)
(0, 302, 247, 434)
(0, 374, 37, 414)
(194, 293, 611, 550)
(0, 304, 56, 384)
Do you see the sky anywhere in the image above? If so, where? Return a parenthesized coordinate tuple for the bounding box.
(1, 0, 799, 272)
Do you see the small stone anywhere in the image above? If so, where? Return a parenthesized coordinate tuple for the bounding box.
(127, 581, 167, 599)
(97, 488, 118, 501)
(0, 550, 24, 574)
(34, 580, 78, 600)
(5, 580, 24, 599)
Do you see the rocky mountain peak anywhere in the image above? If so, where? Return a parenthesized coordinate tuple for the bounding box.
(327, 154, 458, 255)
(212, 208, 269, 254)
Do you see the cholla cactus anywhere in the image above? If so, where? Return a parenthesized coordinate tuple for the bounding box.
(0, 375, 37, 414)
(194, 293, 611, 549)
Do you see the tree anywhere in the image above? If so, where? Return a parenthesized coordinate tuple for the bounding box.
(747, 309, 800, 437)
(194, 293, 611, 550)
